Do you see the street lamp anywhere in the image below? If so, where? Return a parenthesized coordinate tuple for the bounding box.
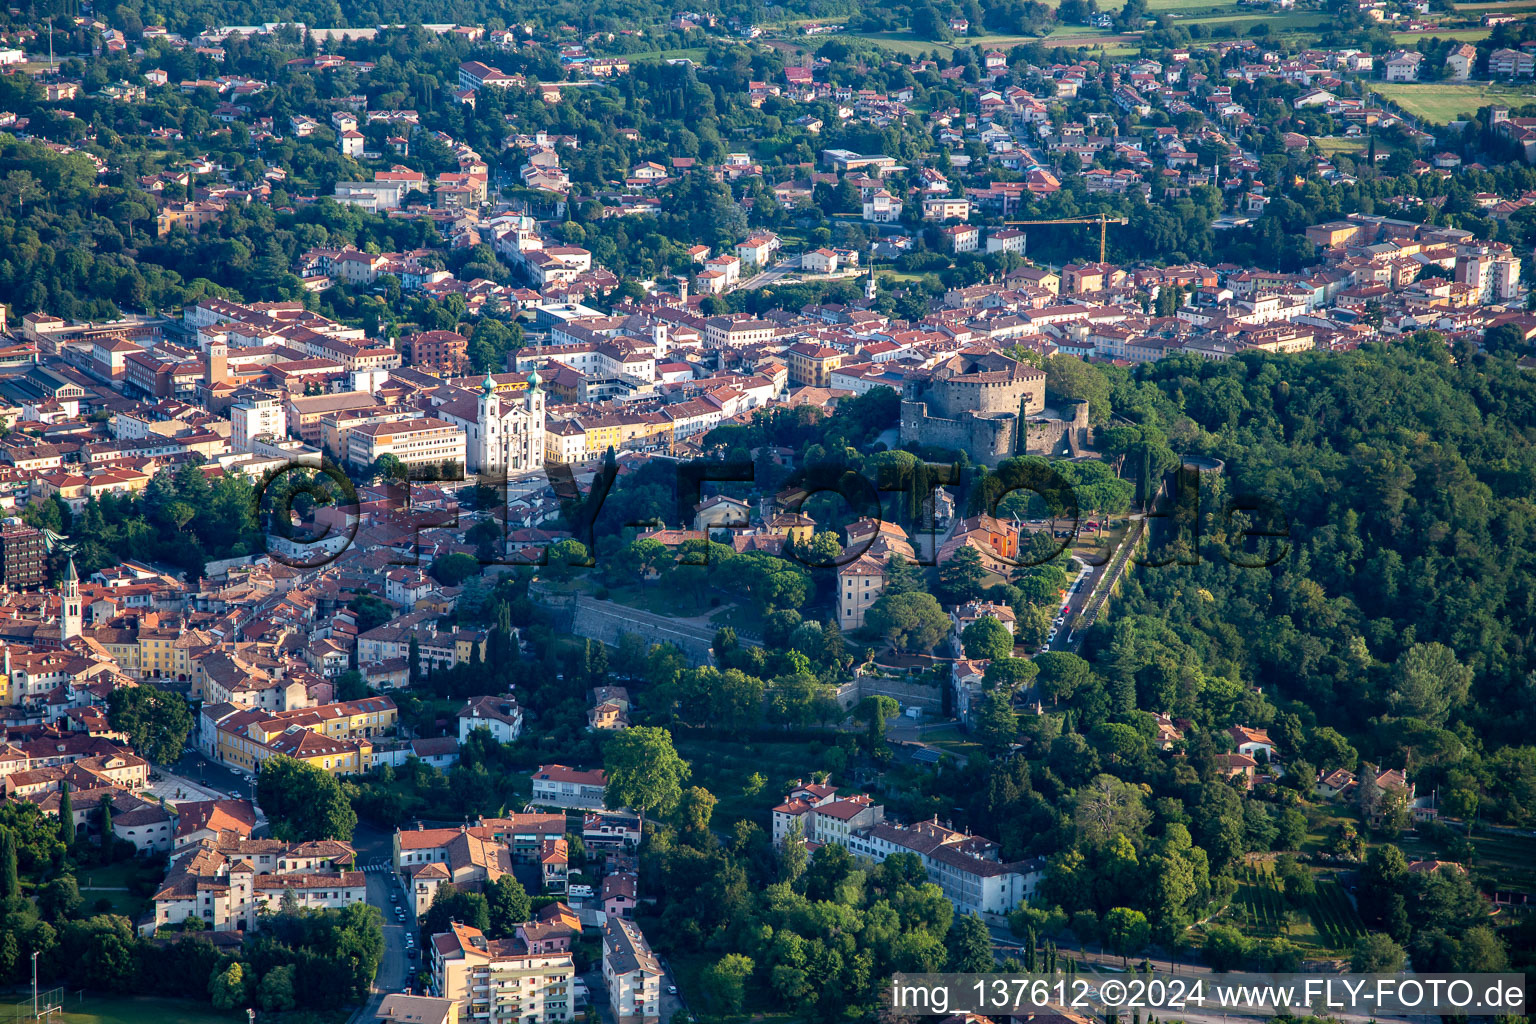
(32, 950, 39, 1016)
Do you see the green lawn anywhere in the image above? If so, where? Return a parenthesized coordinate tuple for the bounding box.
(75, 861, 142, 890)
(1391, 27, 1493, 43)
(1179, 10, 1324, 28)
(1144, 0, 1238, 9)
(626, 47, 708, 62)
(920, 725, 987, 763)
(604, 581, 713, 618)
(840, 26, 1131, 58)
(1370, 81, 1536, 123)
(1313, 137, 1368, 154)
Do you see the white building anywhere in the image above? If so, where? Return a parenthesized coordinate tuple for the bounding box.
(461, 372, 545, 475)
(457, 695, 525, 743)
(862, 189, 903, 223)
(845, 818, 1043, 916)
(987, 228, 1027, 254)
(531, 764, 607, 809)
(346, 417, 467, 471)
(149, 835, 363, 934)
(602, 918, 661, 1024)
(230, 395, 286, 452)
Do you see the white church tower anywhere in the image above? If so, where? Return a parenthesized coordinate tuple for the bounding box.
(476, 371, 502, 475)
(61, 556, 82, 641)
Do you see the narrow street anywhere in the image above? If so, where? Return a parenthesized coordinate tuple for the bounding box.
(350, 822, 412, 1020)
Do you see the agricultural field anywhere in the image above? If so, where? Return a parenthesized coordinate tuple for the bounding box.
(1230, 862, 1366, 954)
(1303, 880, 1368, 952)
(1370, 81, 1536, 123)
(1233, 864, 1290, 937)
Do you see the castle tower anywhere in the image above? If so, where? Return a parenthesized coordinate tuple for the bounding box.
(61, 556, 81, 641)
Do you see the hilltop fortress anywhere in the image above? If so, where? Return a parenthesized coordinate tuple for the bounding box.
(900, 352, 1047, 466)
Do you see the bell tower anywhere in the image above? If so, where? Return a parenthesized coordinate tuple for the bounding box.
(478, 372, 501, 473)
(61, 556, 82, 641)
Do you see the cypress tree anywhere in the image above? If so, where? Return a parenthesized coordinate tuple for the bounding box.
(59, 781, 74, 846)
(0, 827, 18, 897)
(99, 795, 113, 850)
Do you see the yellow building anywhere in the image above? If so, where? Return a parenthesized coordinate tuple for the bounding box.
(766, 512, 815, 545)
(205, 696, 396, 776)
(155, 200, 226, 237)
(453, 634, 489, 664)
(583, 420, 621, 454)
(786, 342, 844, 387)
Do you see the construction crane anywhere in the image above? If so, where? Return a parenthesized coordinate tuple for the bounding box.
(1002, 213, 1129, 263)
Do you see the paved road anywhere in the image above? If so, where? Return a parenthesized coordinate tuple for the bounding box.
(173, 749, 261, 806)
(739, 256, 799, 290)
(349, 823, 413, 1019)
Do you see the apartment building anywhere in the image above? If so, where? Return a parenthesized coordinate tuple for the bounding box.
(530, 764, 607, 809)
(230, 394, 286, 451)
(602, 919, 661, 1024)
(346, 417, 467, 471)
(200, 696, 397, 776)
(149, 835, 361, 933)
(432, 921, 576, 1023)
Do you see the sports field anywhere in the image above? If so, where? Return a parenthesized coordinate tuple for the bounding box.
(0, 995, 241, 1024)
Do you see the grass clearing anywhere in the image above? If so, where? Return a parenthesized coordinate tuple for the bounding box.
(1313, 137, 1397, 158)
(1371, 81, 1536, 122)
